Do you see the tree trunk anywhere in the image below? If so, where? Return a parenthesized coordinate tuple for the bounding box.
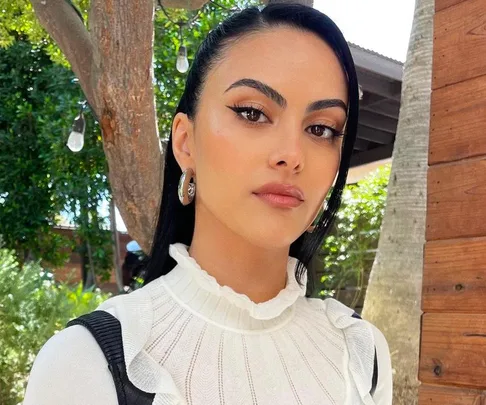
(30, 0, 164, 253)
(361, 1, 433, 404)
(30, 0, 311, 253)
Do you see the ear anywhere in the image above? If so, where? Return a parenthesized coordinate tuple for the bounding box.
(172, 112, 195, 171)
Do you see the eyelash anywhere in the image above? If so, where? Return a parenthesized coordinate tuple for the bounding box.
(228, 105, 270, 124)
(227, 104, 344, 140)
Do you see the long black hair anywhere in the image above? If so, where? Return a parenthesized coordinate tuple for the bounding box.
(143, 3, 359, 296)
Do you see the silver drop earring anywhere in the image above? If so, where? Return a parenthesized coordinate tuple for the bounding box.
(178, 168, 196, 205)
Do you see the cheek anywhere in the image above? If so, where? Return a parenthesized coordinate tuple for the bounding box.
(306, 143, 341, 198)
(194, 115, 255, 200)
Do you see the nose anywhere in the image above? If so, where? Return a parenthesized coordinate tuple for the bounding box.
(268, 130, 304, 174)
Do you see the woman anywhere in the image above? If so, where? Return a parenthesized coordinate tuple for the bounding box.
(24, 4, 393, 405)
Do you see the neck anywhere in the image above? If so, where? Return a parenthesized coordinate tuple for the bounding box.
(188, 204, 290, 304)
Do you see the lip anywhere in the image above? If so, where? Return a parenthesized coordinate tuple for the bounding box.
(253, 183, 305, 208)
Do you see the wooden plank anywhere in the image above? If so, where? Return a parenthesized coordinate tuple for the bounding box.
(429, 76, 486, 165)
(436, 0, 469, 12)
(433, 0, 486, 90)
(423, 238, 486, 312)
(427, 159, 486, 241)
(419, 313, 486, 389)
(419, 384, 486, 404)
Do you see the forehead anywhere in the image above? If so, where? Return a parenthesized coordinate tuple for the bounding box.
(203, 26, 348, 103)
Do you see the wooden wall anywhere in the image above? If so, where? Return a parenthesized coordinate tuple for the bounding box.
(419, 0, 486, 402)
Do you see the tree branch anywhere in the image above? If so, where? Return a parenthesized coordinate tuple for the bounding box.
(30, 0, 96, 109)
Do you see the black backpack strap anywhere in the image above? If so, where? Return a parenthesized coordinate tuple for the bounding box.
(351, 312, 379, 397)
(66, 310, 155, 405)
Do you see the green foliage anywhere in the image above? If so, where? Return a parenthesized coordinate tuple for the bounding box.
(0, 0, 90, 66)
(319, 165, 391, 306)
(0, 1, 42, 48)
(0, 39, 111, 275)
(0, 246, 110, 405)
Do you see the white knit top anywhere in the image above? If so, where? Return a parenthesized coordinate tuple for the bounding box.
(24, 243, 392, 405)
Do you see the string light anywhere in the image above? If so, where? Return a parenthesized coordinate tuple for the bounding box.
(175, 22, 189, 73)
(67, 101, 87, 152)
(156, 0, 239, 74)
(176, 45, 190, 73)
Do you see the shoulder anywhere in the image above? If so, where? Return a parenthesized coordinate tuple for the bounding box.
(23, 287, 152, 405)
(299, 296, 386, 340)
(23, 323, 118, 405)
(302, 297, 391, 363)
(298, 297, 393, 403)
(297, 296, 356, 326)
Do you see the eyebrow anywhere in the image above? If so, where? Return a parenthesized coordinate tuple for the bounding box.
(225, 78, 287, 108)
(224, 78, 347, 115)
(306, 99, 348, 114)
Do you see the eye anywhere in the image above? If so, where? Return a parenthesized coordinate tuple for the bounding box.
(228, 105, 270, 124)
(306, 125, 341, 140)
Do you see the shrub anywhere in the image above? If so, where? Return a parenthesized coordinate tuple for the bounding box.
(0, 248, 110, 405)
(318, 165, 390, 306)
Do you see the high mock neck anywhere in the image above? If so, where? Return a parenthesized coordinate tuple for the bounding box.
(157, 243, 307, 332)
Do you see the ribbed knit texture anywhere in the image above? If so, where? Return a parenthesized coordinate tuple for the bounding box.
(95, 243, 385, 405)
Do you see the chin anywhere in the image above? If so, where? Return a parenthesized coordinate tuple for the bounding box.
(247, 225, 304, 251)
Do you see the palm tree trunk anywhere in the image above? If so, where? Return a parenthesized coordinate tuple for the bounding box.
(361, 0, 433, 404)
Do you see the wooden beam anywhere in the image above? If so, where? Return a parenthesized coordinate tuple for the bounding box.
(429, 74, 486, 165)
(359, 110, 398, 134)
(423, 237, 486, 312)
(427, 158, 486, 241)
(419, 312, 486, 389)
(353, 138, 370, 151)
(350, 144, 394, 167)
(357, 125, 394, 144)
(361, 99, 400, 119)
(360, 92, 387, 107)
(433, 0, 486, 89)
(356, 68, 402, 101)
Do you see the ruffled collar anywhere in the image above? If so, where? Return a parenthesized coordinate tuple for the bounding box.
(96, 253, 378, 405)
(162, 243, 306, 325)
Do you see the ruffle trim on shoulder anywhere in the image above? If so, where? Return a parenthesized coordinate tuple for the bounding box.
(98, 282, 186, 405)
(322, 298, 377, 405)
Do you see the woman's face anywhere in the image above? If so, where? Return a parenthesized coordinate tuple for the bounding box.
(173, 26, 348, 250)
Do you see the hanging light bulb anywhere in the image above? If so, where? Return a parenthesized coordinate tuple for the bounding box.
(67, 111, 86, 152)
(176, 45, 189, 73)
